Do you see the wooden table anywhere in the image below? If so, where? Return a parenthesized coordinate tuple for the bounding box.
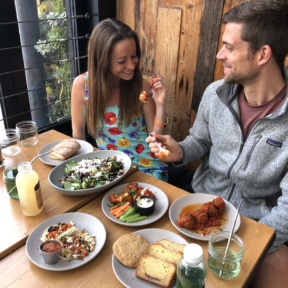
(0, 163, 275, 288)
(0, 130, 138, 259)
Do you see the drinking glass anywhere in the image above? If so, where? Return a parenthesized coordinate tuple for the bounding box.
(3, 166, 18, 199)
(208, 230, 244, 280)
(0, 129, 21, 157)
(16, 120, 38, 146)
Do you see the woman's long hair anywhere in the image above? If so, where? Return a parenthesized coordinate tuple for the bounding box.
(87, 18, 143, 138)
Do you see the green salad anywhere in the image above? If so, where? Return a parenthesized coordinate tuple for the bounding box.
(59, 156, 125, 190)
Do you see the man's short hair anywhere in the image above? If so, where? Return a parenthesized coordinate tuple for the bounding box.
(223, 0, 288, 67)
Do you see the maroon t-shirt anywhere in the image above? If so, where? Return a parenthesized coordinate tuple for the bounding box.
(238, 85, 286, 140)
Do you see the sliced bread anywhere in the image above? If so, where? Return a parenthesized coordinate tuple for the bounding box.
(148, 243, 183, 265)
(157, 239, 186, 253)
(136, 255, 176, 288)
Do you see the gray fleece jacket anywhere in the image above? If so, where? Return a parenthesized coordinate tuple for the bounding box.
(179, 71, 288, 252)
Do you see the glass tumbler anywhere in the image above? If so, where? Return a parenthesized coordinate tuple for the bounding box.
(0, 129, 21, 157)
(3, 166, 18, 199)
(208, 230, 244, 280)
(16, 120, 38, 146)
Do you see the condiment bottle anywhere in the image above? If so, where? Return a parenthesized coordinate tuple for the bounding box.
(16, 161, 43, 216)
(176, 243, 206, 288)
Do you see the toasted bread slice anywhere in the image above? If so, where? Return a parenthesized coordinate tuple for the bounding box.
(136, 255, 176, 288)
(148, 243, 183, 265)
(157, 239, 186, 253)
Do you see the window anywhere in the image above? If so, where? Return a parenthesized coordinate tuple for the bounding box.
(0, 0, 115, 138)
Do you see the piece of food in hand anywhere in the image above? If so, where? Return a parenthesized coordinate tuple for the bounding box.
(158, 149, 171, 160)
(49, 139, 81, 160)
(113, 234, 149, 268)
(139, 90, 148, 103)
(136, 255, 177, 288)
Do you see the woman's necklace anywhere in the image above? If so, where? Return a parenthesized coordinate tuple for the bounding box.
(107, 88, 120, 106)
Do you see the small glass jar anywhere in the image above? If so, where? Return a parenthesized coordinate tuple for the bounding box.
(3, 166, 19, 199)
(0, 128, 21, 157)
(208, 230, 244, 280)
(16, 120, 38, 146)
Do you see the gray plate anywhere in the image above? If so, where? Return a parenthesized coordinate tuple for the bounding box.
(38, 139, 93, 166)
(112, 228, 188, 288)
(26, 212, 106, 271)
(48, 150, 132, 196)
(102, 182, 169, 227)
(169, 193, 241, 241)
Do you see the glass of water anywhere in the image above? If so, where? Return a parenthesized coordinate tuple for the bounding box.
(208, 230, 244, 280)
(0, 129, 21, 157)
(16, 120, 38, 146)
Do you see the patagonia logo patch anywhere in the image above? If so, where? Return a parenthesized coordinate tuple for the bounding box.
(266, 138, 282, 148)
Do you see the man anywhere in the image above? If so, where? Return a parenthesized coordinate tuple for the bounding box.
(147, 0, 288, 287)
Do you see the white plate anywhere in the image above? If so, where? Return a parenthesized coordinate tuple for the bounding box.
(101, 182, 169, 227)
(38, 139, 93, 166)
(169, 194, 241, 241)
(112, 228, 188, 288)
(26, 212, 106, 271)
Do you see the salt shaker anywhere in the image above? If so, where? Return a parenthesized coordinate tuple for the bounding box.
(176, 243, 206, 288)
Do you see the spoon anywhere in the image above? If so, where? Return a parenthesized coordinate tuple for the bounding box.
(149, 133, 167, 153)
(218, 199, 242, 278)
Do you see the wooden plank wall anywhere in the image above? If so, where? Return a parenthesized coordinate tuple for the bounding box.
(117, 0, 288, 141)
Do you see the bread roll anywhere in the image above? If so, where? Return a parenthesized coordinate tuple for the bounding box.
(49, 139, 81, 160)
(113, 234, 149, 268)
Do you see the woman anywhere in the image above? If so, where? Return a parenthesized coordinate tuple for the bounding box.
(71, 18, 168, 181)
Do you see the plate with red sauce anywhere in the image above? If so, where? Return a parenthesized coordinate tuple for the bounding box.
(169, 193, 241, 241)
(26, 212, 106, 271)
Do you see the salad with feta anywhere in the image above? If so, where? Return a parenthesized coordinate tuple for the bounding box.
(58, 156, 126, 190)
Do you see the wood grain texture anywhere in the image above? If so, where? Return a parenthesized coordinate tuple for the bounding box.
(0, 130, 138, 259)
(161, 0, 205, 141)
(0, 170, 275, 288)
(135, 0, 159, 75)
(116, 0, 135, 30)
(191, 0, 225, 111)
(154, 7, 181, 136)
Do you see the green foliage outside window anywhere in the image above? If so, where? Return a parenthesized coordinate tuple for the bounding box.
(34, 0, 71, 123)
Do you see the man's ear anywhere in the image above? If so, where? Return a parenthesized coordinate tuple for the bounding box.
(258, 45, 272, 65)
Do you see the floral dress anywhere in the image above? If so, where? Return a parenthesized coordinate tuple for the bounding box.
(84, 72, 168, 181)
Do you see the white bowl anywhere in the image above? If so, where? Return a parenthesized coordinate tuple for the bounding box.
(48, 150, 132, 196)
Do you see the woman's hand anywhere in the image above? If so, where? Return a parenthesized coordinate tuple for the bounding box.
(150, 74, 166, 106)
